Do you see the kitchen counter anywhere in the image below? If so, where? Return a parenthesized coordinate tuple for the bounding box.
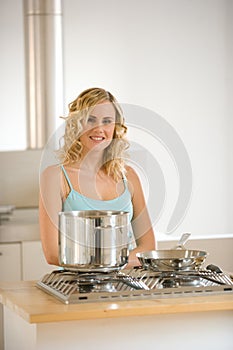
(0, 280, 233, 323)
(0, 280, 233, 350)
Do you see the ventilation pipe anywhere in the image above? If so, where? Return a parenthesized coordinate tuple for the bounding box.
(24, 0, 64, 149)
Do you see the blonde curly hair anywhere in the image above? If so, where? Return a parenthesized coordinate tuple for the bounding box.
(57, 87, 129, 181)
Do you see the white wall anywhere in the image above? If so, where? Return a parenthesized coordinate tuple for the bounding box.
(63, 0, 233, 236)
(0, 0, 26, 150)
(226, 0, 233, 231)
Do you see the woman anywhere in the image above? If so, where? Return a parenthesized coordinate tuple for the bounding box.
(39, 87, 155, 268)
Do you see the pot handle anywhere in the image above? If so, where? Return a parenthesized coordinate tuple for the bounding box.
(120, 247, 129, 264)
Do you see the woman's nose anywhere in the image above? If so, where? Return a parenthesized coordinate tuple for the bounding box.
(93, 120, 104, 130)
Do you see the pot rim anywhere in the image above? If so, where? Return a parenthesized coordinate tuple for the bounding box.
(58, 210, 130, 219)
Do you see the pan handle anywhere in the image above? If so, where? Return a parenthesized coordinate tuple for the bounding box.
(174, 232, 191, 249)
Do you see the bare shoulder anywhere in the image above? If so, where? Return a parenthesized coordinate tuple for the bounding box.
(41, 164, 61, 177)
(40, 165, 62, 186)
(125, 165, 140, 182)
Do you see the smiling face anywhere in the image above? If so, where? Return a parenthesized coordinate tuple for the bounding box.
(79, 101, 116, 155)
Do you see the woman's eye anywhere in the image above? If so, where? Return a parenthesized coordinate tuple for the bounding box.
(103, 118, 113, 124)
(86, 116, 114, 126)
(87, 117, 96, 124)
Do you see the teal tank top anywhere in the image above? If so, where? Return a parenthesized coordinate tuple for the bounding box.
(61, 166, 133, 221)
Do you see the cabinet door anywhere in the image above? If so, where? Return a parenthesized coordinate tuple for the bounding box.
(0, 243, 21, 281)
(22, 241, 56, 280)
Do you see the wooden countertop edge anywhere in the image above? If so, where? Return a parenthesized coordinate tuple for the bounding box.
(29, 299, 233, 324)
(0, 281, 233, 324)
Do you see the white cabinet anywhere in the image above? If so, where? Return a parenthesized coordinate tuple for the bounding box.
(0, 240, 56, 282)
(22, 241, 56, 281)
(0, 243, 21, 281)
(0, 240, 54, 350)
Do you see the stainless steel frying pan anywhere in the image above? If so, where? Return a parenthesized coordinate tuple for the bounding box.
(136, 233, 208, 271)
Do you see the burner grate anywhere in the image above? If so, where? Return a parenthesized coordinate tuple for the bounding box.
(129, 268, 233, 288)
(36, 268, 233, 304)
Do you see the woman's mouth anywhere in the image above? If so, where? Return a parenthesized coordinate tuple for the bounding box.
(90, 136, 105, 142)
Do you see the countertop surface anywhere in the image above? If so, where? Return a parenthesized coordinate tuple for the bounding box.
(0, 280, 232, 324)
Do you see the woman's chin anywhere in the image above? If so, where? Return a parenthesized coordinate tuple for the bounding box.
(89, 140, 111, 151)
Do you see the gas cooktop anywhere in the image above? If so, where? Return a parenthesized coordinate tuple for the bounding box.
(36, 266, 233, 304)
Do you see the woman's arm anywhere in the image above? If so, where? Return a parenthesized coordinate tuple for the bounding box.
(39, 166, 62, 265)
(126, 166, 156, 267)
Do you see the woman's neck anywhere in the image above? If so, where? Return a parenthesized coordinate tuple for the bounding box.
(79, 149, 105, 173)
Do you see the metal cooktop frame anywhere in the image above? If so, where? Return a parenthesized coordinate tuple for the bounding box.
(36, 268, 233, 304)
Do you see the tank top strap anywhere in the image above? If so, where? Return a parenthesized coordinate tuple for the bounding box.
(61, 165, 73, 191)
(122, 174, 128, 190)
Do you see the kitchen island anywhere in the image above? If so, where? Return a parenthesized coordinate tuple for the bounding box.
(0, 280, 232, 350)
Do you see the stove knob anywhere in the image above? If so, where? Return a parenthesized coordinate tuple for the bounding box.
(206, 264, 222, 273)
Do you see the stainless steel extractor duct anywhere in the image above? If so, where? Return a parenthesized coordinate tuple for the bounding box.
(24, 0, 64, 149)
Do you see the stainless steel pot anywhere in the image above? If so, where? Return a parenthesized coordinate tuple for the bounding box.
(58, 210, 130, 272)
